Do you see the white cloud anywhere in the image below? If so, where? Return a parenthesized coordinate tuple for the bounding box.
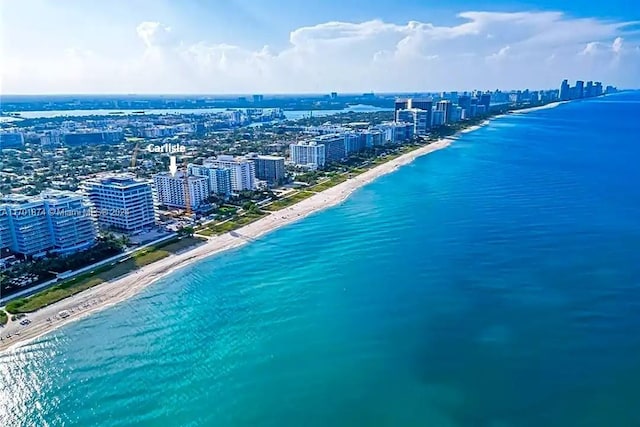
(136, 21, 175, 49)
(3, 11, 640, 94)
(612, 37, 624, 53)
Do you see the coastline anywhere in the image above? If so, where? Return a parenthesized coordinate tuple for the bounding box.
(509, 100, 567, 114)
(0, 119, 494, 352)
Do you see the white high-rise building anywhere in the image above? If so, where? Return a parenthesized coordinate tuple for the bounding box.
(397, 108, 431, 135)
(375, 122, 414, 144)
(153, 172, 209, 209)
(187, 164, 233, 197)
(83, 174, 156, 233)
(289, 141, 326, 169)
(0, 191, 97, 256)
(204, 155, 256, 192)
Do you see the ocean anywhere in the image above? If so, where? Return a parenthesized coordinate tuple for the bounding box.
(2, 93, 640, 426)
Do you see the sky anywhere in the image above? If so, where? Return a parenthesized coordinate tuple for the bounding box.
(1, 0, 639, 94)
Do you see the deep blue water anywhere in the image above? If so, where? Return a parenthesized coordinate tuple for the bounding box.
(2, 93, 640, 426)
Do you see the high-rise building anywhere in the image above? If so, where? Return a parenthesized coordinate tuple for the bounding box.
(394, 99, 410, 119)
(397, 108, 431, 135)
(343, 133, 365, 155)
(289, 141, 326, 169)
(408, 99, 433, 111)
(478, 94, 491, 113)
(0, 132, 25, 150)
(0, 191, 97, 257)
(560, 79, 571, 101)
(247, 155, 286, 186)
(63, 129, 124, 146)
(359, 130, 383, 148)
(153, 172, 209, 209)
(83, 174, 156, 233)
(436, 100, 453, 124)
(375, 122, 414, 144)
(431, 110, 445, 127)
(594, 82, 603, 97)
(394, 98, 432, 123)
(314, 134, 347, 162)
(585, 81, 594, 98)
(187, 164, 233, 197)
(449, 106, 463, 123)
(457, 95, 471, 117)
(204, 155, 256, 192)
(575, 80, 585, 99)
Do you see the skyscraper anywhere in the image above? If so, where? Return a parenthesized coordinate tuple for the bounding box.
(585, 81, 594, 98)
(594, 82, 603, 97)
(394, 99, 410, 120)
(478, 93, 491, 113)
(394, 98, 432, 123)
(575, 80, 585, 99)
(436, 100, 453, 124)
(397, 109, 431, 135)
(560, 79, 571, 101)
(457, 95, 471, 117)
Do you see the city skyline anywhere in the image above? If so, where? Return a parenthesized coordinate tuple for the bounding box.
(2, 0, 640, 94)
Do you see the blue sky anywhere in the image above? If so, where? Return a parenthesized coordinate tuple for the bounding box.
(2, 0, 639, 93)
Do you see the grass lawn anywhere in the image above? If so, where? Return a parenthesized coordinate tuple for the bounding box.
(310, 175, 348, 192)
(4, 237, 204, 314)
(0, 310, 7, 325)
(263, 191, 315, 211)
(203, 212, 268, 235)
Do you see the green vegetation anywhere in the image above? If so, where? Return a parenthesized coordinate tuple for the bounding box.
(310, 175, 348, 192)
(1, 235, 126, 297)
(200, 211, 268, 236)
(4, 237, 204, 314)
(263, 191, 315, 211)
(0, 310, 7, 326)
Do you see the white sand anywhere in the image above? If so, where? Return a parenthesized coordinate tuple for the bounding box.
(509, 101, 567, 114)
(0, 123, 497, 352)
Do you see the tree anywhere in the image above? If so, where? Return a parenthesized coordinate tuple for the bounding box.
(178, 226, 194, 237)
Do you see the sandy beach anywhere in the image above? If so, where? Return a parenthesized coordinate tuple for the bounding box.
(509, 101, 567, 114)
(0, 127, 483, 352)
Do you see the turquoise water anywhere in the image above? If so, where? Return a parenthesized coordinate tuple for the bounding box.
(2, 93, 640, 426)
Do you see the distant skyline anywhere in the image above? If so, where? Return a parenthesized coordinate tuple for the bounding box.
(2, 0, 640, 94)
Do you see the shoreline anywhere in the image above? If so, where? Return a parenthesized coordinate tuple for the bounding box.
(509, 100, 567, 114)
(0, 116, 508, 352)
